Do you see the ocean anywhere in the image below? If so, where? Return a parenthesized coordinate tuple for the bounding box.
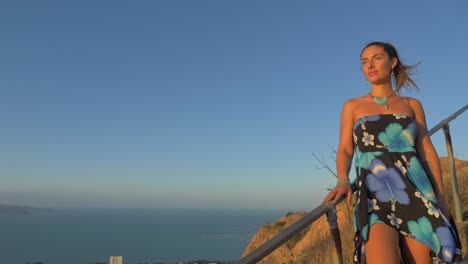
(0, 208, 288, 264)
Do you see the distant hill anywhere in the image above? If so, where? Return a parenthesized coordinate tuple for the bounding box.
(0, 204, 50, 215)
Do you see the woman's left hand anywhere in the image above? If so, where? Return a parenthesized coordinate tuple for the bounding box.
(323, 182, 352, 205)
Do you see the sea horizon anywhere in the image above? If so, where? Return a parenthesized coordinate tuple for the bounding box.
(0, 207, 302, 264)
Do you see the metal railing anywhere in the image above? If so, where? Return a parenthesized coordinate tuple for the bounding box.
(235, 104, 467, 264)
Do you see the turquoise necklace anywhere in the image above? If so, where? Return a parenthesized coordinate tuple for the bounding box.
(368, 92, 395, 110)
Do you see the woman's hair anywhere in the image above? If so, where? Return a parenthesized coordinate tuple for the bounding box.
(361, 41, 420, 94)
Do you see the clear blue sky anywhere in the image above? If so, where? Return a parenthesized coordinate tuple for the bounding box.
(1, 1, 467, 209)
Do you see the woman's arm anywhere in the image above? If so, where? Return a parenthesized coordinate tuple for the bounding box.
(336, 100, 356, 183)
(409, 98, 445, 197)
(324, 99, 355, 204)
(408, 98, 453, 218)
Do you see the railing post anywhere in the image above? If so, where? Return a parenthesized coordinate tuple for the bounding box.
(442, 124, 463, 223)
(326, 206, 343, 264)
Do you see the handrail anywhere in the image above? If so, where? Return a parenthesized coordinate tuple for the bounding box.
(234, 181, 357, 264)
(428, 104, 467, 136)
(235, 104, 467, 264)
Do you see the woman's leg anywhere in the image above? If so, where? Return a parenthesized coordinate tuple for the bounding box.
(365, 223, 401, 264)
(399, 235, 432, 264)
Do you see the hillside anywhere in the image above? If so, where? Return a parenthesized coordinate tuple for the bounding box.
(242, 158, 468, 264)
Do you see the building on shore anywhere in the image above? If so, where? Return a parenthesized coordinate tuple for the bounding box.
(110, 256, 123, 264)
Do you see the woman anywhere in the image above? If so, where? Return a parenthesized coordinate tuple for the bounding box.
(324, 42, 462, 263)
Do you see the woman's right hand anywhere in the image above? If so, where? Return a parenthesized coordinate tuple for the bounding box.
(323, 182, 352, 205)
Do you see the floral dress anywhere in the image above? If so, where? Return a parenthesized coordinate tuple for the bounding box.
(352, 114, 462, 263)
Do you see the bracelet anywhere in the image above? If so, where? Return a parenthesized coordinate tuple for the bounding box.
(337, 179, 351, 185)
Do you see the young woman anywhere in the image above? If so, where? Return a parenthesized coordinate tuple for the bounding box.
(324, 42, 462, 263)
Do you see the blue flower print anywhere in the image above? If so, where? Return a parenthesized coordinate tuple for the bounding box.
(367, 198, 380, 212)
(436, 225, 457, 262)
(366, 159, 409, 205)
(425, 201, 440, 218)
(407, 157, 437, 203)
(394, 159, 407, 174)
(355, 147, 383, 169)
(362, 132, 375, 146)
(393, 114, 408, 120)
(415, 190, 429, 204)
(378, 122, 418, 152)
(407, 216, 440, 254)
(353, 115, 381, 131)
(366, 115, 381, 122)
(415, 191, 439, 218)
(387, 213, 403, 229)
(400, 230, 416, 239)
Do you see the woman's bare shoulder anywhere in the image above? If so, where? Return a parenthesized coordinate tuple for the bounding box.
(399, 95, 421, 104)
(400, 96, 424, 111)
(343, 95, 368, 110)
(341, 96, 368, 122)
(397, 96, 427, 122)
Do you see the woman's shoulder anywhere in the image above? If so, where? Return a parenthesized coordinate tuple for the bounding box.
(398, 95, 424, 108)
(343, 95, 369, 108)
(341, 96, 369, 119)
(397, 95, 426, 118)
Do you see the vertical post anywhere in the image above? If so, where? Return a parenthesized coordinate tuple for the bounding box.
(326, 207, 343, 264)
(442, 124, 463, 223)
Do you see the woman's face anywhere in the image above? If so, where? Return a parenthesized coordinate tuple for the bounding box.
(361, 45, 396, 84)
